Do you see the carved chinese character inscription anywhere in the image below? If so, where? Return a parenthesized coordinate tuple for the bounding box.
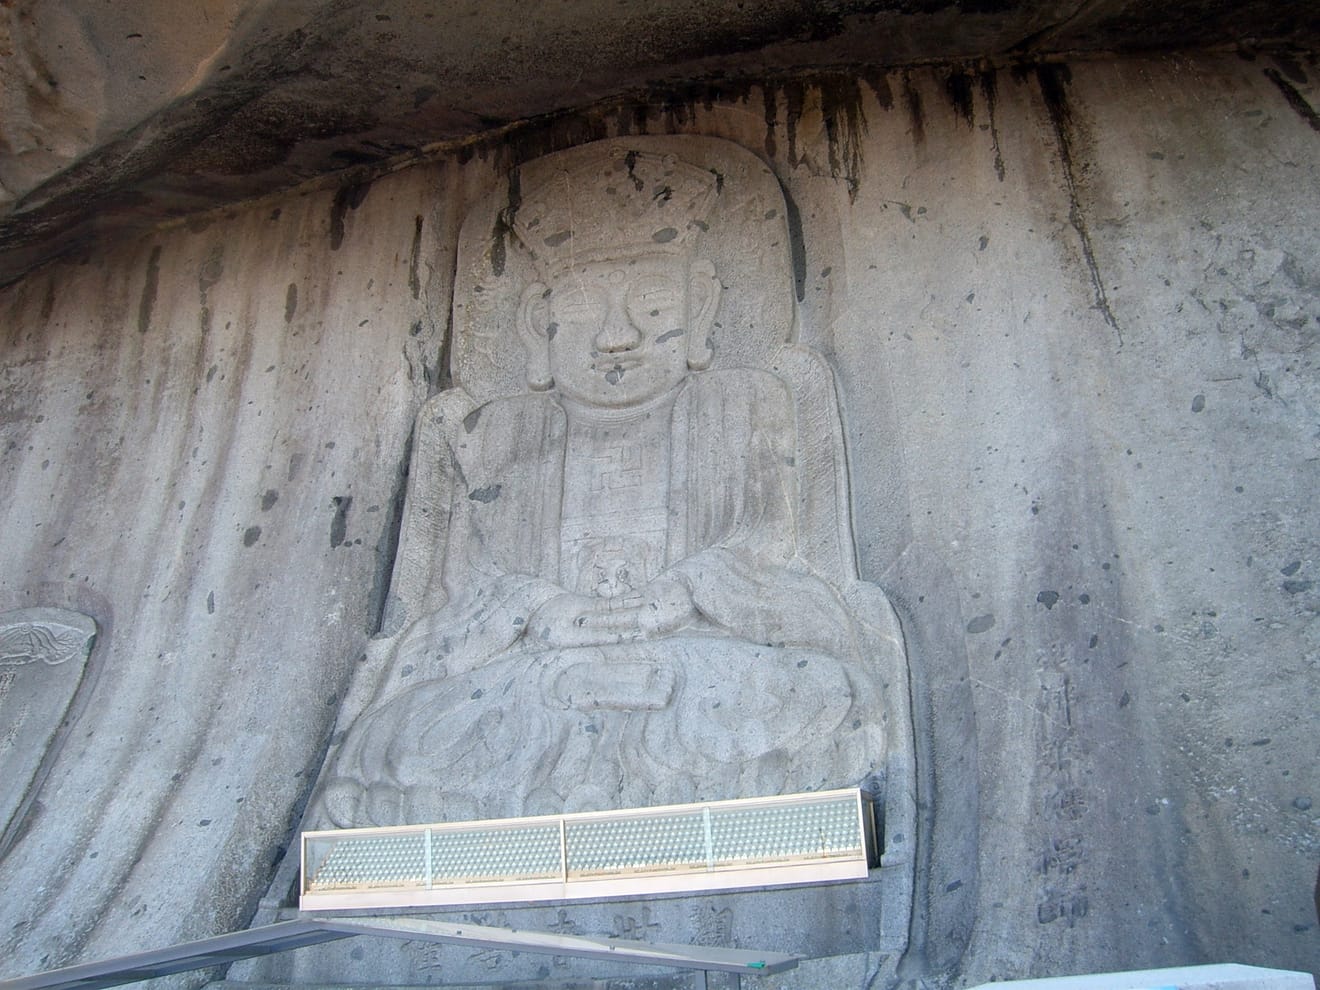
(312, 137, 908, 827)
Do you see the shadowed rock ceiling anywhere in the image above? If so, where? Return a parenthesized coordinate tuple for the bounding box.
(2, 0, 1317, 284)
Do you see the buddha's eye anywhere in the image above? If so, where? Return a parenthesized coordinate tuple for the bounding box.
(626, 276, 681, 329)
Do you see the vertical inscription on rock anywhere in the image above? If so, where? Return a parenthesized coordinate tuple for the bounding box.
(1035, 657, 1089, 927)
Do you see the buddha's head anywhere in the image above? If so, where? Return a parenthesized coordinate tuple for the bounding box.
(513, 149, 722, 408)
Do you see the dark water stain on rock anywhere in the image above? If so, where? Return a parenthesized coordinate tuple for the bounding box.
(623, 149, 645, 190)
(903, 71, 926, 145)
(138, 246, 162, 334)
(329, 180, 372, 251)
(492, 110, 609, 180)
(284, 283, 298, 324)
(1282, 579, 1313, 594)
(1037, 589, 1060, 609)
(330, 495, 352, 548)
(468, 484, 502, 503)
(861, 68, 895, 112)
(463, 72, 884, 224)
(1281, 560, 1301, 576)
(613, 101, 651, 138)
(206, 591, 215, 615)
(817, 73, 868, 201)
(979, 69, 1006, 181)
(1036, 63, 1122, 345)
(197, 243, 224, 338)
(1270, 52, 1309, 85)
(1263, 68, 1320, 132)
(764, 79, 806, 167)
(945, 67, 976, 127)
(489, 168, 522, 278)
(1191, 393, 1205, 412)
(659, 89, 695, 133)
(261, 489, 279, 511)
(780, 184, 808, 304)
(762, 84, 779, 160)
(409, 215, 423, 299)
(242, 525, 261, 547)
(198, 244, 224, 295)
(966, 614, 995, 634)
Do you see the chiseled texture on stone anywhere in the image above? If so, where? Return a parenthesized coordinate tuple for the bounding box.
(0, 50, 1317, 988)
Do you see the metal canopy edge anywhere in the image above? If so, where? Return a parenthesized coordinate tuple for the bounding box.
(318, 915, 801, 975)
(0, 914, 799, 990)
(0, 921, 352, 990)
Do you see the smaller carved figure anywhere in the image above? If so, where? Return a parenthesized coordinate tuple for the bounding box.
(0, 607, 96, 849)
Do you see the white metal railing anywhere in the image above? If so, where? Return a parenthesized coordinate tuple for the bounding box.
(301, 788, 877, 910)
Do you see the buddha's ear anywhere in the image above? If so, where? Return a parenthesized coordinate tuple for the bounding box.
(687, 258, 720, 371)
(517, 280, 554, 391)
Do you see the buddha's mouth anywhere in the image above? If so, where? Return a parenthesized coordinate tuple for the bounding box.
(595, 355, 646, 373)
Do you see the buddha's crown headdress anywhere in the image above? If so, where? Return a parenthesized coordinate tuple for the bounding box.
(511, 148, 720, 280)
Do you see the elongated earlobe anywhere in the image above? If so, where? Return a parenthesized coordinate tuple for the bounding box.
(686, 259, 720, 371)
(517, 281, 554, 390)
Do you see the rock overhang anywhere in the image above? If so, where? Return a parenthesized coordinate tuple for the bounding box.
(1, 0, 1317, 286)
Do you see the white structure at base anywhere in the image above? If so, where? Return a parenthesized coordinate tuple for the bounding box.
(301, 788, 877, 911)
(966, 964, 1315, 990)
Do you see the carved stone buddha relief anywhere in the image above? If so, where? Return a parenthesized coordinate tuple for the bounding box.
(0, 607, 96, 855)
(310, 136, 913, 833)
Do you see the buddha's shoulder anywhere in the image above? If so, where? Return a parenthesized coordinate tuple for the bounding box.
(412, 391, 565, 459)
(418, 388, 561, 428)
(689, 366, 794, 406)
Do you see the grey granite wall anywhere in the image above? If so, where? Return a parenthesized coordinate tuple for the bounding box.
(0, 51, 1315, 986)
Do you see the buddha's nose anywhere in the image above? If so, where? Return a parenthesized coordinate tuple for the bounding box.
(594, 304, 643, 353)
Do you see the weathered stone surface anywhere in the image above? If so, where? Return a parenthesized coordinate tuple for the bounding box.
(0, 49, 1316, 990)
(0, 163, 448, 977)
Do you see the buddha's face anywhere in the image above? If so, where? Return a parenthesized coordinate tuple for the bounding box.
(544, 256, 693, 408)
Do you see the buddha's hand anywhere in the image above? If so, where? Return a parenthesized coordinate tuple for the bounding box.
(527, 573, 697, 647)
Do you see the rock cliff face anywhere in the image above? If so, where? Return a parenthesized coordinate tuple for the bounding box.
(1, 0, 1318, 284)
(0, 39, 1317, 990)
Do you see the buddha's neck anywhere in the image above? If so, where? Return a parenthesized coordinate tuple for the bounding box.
(557, 384, 683, 428)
